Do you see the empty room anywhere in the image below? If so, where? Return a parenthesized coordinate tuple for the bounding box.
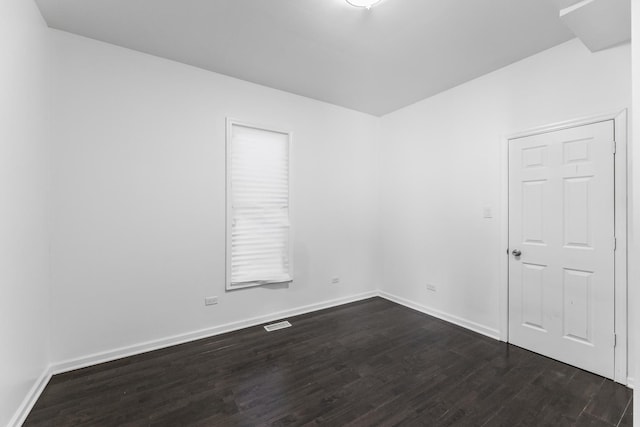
(2, 0, 639, 425)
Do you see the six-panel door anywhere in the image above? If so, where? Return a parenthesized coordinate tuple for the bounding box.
(508, 120, 615, 378)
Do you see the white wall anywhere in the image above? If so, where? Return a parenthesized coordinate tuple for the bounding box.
(631, 0, 639, 420)
(49, 30, 381, 366)
(5, 15, 633, 423)
(48, 30, 635, 377)
(0, 1, 51, 426)
(379, 39, 631, 342)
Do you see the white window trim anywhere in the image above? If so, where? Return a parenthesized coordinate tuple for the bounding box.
(225, 118, 293, 291)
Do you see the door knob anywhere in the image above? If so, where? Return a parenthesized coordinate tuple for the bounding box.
(512, 249, 522, 257)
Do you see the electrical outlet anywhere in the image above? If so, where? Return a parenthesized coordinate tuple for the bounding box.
(331, 277, 340, 284)
(205, 296, 218, 306)
(426, 284, 437, 292)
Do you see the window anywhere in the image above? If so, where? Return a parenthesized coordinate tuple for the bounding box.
(226, 120, 292, 290)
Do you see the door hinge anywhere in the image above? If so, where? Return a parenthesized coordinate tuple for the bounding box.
(612, 140, 617, 154)
(613, 333, 617, 348)
(613, 237, 617, 251)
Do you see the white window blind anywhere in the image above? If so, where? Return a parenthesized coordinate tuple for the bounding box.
(227, 121, 292, 290)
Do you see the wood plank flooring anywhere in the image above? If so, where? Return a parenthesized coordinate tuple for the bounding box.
(25, 298, 632, 426)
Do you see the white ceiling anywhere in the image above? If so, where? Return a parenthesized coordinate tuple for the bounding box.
(35, 0, 576, 116)
(560, 0, 631, 52)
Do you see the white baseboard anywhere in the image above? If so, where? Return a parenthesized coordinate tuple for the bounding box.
(13, 289, 628, 424)
(51, 290, 501, 376)
(15, 290, 507, 425)
(9, 366, 52, 427)
(378, 291, 501, 340)
(51, 291, 378, 375)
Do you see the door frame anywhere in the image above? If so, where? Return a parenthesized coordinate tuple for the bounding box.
(499, 109, 628, 384)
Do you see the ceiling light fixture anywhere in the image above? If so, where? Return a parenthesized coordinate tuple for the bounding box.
(346, 0, 382, 10)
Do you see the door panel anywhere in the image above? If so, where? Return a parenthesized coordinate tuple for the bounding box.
(508, 120, 615, 378)
(521, 262, 546, 330)
(562, 268, 592, 343)
(522, 180, 546, 244)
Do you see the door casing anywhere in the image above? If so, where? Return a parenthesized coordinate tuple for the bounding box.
(499, 110, 628, 385)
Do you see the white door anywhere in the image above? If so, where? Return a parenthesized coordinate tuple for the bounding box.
(508, 120, 615, 378)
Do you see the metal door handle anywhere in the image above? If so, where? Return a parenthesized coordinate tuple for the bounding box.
(512, 249, 522, 257)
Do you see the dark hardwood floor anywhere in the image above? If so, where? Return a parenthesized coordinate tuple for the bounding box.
(25, 298, 632, 426)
